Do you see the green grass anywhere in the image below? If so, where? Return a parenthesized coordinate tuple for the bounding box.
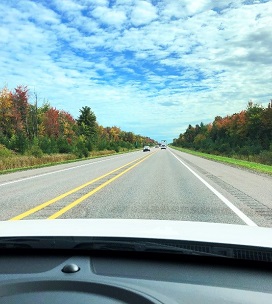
(170, 146, 272, 175)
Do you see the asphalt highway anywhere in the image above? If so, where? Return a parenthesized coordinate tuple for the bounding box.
(0, 147, 271, 227)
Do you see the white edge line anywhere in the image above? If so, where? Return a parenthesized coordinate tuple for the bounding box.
(169, 150, 257, 227)
(0, 151, 140, 187)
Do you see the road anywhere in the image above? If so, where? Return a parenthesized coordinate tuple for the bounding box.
(0, 147, 271, 227)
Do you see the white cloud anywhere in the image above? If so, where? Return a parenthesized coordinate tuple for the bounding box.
(91, 6, 127, 27)
(90, 0, 109, 7)
(17, 0, 60, 25)
(186, 0, 214, 15)
(160, 1, 188, 20)
(0, 0, 271, 141)
(53, 0, 84, 13)
(130, 1, 158, 26)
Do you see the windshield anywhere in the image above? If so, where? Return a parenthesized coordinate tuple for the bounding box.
(0, 0, 271, 240)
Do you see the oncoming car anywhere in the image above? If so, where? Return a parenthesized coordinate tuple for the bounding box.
(143, 146, 151, 152)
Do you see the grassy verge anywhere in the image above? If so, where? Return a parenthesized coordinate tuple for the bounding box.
(0, 149, 135, 175)
(170, 146, 272, 175)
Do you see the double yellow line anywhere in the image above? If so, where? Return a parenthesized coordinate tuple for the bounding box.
(10, 152, 154, 221)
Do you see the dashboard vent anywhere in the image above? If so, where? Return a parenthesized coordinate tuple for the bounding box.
(158, 240, 272, 263)
(233, 249, 272, 262)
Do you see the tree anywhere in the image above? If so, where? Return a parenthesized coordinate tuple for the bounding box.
(43, 107, 60, 138)
(245, 102, 263, 141)
(59, 110, 76, 140)
(0, 86, 13, 137)
(77, 106, 97, 139)
(11, 85, 29, 135)
(1, 85, 157, 156)
(27, 91, 38, 139)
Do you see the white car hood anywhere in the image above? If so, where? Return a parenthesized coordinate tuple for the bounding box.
(0, 219, 272, 248)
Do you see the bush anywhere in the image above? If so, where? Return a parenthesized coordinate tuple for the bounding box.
(217, 143, 231, 154)
(39, 137, 58, 154)
(0, 144, 14, 157)
(97, 139, 108, 151)
(249, 144, 262, 155)
(9, 133, 29, 154)
(27, 145, 43, 158)
(258, 150, 272, 165)
(73, 139, 89, 158)
(239, 146, 250, 157)
(57, 138, 72, 153)
(85, 140, 95, 152)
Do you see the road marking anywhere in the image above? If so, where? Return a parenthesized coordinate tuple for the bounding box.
(169, 150, 257, 227)
(9, 153, 150, 221)
(48, 152, 154, 219)
(0, 152, 140, 187)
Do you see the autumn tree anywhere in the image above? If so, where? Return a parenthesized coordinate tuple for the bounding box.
(11, 85, 29, 136)
(0, 85, 156, 156)
(43, 107, 60, 138)
(0, 86, 13, 137)
(175, 100, 272, 160)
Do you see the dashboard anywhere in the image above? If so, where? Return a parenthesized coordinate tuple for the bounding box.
(1, 251, 272, 303)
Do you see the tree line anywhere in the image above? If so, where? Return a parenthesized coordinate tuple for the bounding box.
(0, 85, 156, 158)
(172, 101, 272, 165)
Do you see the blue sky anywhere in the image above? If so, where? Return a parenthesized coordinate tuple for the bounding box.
(1, 0, 271, 142)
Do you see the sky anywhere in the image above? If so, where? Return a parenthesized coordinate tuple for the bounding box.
(1, 0, 271, 143)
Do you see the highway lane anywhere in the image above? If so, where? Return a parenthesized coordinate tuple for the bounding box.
(0, 148, 271, 226)
(0, 151, 146, 220)
(170, 148, 272, 227)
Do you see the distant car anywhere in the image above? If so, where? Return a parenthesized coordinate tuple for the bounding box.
(143, 146, 150, 152)
(161, 145, 166, 149)
(155, 145, 159, 148)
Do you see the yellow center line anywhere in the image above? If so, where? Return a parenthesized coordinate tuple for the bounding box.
(48, 152, 155, 219)
(9, 153, 152, 221)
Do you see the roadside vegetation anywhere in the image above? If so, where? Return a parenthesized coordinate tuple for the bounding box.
(0, 85, 156, 171)
(172, 100, 272, 167)
(171, 146, 272, 175)
(0, 147, 119, 173)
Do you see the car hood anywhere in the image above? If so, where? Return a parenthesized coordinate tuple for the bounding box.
(0, 219, 271, 248)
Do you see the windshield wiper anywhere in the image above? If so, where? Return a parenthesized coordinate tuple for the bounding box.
(0, 237, 225, 257)
(0, 237, 75, 249)
(1, 237, 271, 262)
(72, 239, 233, 258)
